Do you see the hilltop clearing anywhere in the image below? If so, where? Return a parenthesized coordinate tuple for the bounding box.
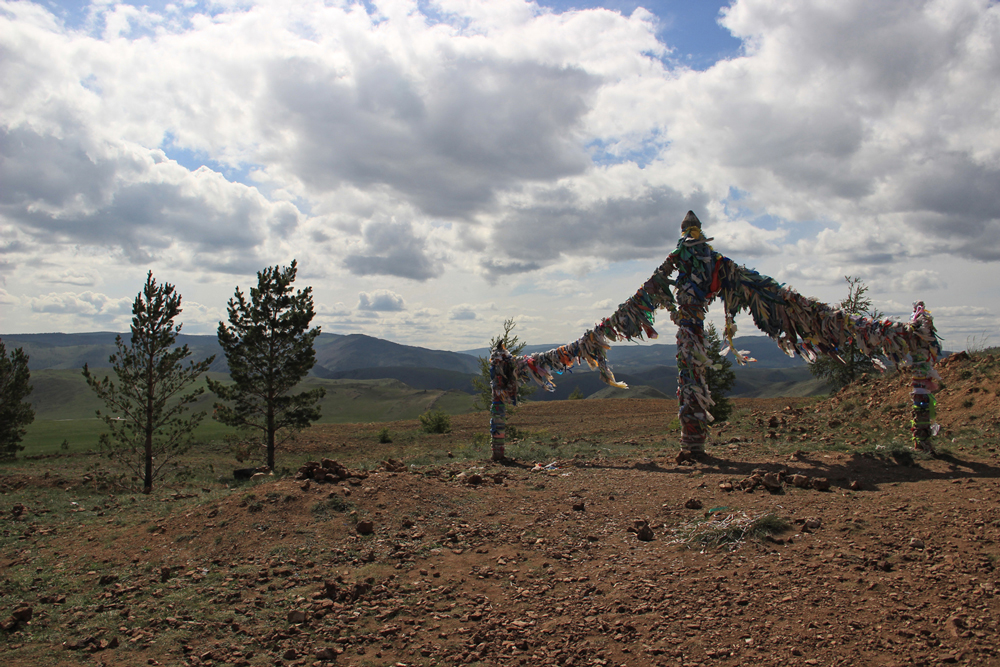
(1, 353, 998, 667)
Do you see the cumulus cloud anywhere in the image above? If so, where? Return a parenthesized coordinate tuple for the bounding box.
(2, 0, 999, 348)
(37, 267, 100, 286)
(317, 302, 352, 318)
(658, 0, 1000, 258)
(486, 185, 711, 266)
(342, 218, 441, 281)
(0, 126, 298, 268)
(449, 305, 477, 321)
(0, 288, 20, 306)
(264, 56, 597, 218)
(357, 289, 406, 312)
(29, 290, 131, 317)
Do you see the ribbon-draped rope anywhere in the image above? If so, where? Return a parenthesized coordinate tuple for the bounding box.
(487, 211, 942, 460)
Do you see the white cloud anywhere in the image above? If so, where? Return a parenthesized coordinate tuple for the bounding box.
(38, 267, 101, 286)
(1, 0, 999, 350)
(358, 289, 406, 312)
(449, 305, 477, 320)
(0, 288, 20, 306)
(316, 301, 352, 318)
(342, 217, 442, 281)
(29, 290, 131, 317)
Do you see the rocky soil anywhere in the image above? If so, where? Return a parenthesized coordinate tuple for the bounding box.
(2, 353, 999, 667)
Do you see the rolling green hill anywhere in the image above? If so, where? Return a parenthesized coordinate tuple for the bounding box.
(2, 332, 481, 375)
(314, 365, 478, 394)
(18, 370, 476, 456)
(313, 334, 480, 374)
(7, 331, 833, 457)
(587, 384, 671, 400)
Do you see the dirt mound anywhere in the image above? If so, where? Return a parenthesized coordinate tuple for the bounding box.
(812, 352, 1000, 439)
(2, 371, 999, 667)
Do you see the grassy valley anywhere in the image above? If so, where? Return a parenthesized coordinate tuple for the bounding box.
(8, 331, 834, 458)
(20, 370, 475, 456)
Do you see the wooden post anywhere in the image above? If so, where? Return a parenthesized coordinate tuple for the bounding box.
(675, 211, 713, 454)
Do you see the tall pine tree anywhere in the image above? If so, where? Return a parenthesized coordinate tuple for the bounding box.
(208, 261, 325, 470)
(83, 272, 214, 493)
(0, 340, 35, 460)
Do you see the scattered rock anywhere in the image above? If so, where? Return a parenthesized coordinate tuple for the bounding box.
(675, 450, 696, 464)
(356, 520, 375, 535)
(287, 609, 308, 624)
(811, 477, 831, 491)
(62, 636, 118, 652)
(946, 615, 967, 638)
(789, 474, 811, 488)
(719, 481, 734, 492)
(761, 472, 783, 493)
(315, 647, 339, 660)
(849, 480, 862, 491)
(571, 501, 585, 511)
(160, 566, 171, 583)
(297, 459, 356, 484)
(684, 498, 703, 510)
(628, 519, 655, 541)
(381, 458, 407, 473)
(909, 537, 925, 549)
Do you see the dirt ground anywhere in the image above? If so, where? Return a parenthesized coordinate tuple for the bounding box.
(2, 353, 999, 667)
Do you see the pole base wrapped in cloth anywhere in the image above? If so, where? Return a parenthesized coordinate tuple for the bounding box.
(487, 211, 944, 457)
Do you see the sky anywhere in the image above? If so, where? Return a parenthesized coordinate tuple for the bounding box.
(2, 0, 999, 353)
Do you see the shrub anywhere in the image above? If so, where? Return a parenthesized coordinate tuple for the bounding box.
(419, 409, 451, 434)
(377, 427, 392, 443)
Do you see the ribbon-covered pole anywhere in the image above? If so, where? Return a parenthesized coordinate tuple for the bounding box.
(674, 211, 715, 454)
(909, 301, 940, 453)
(489, 345, 512, 461)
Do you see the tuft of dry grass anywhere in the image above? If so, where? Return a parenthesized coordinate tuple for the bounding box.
(668, 511, 790, 552)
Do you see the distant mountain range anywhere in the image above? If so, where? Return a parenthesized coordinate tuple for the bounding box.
(1, 331, 828, 399)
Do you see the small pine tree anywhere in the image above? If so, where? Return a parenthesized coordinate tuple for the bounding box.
(705, 323, 736, 421)
(472, 319, 536, 411)
(419, 409, 451, 434)
(83, 272, 214, 493)
(809, 276, 884, 390)
(208, 260, 325, 470)
(0, 340, 35, 460)
(568, 386, 585, 400)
